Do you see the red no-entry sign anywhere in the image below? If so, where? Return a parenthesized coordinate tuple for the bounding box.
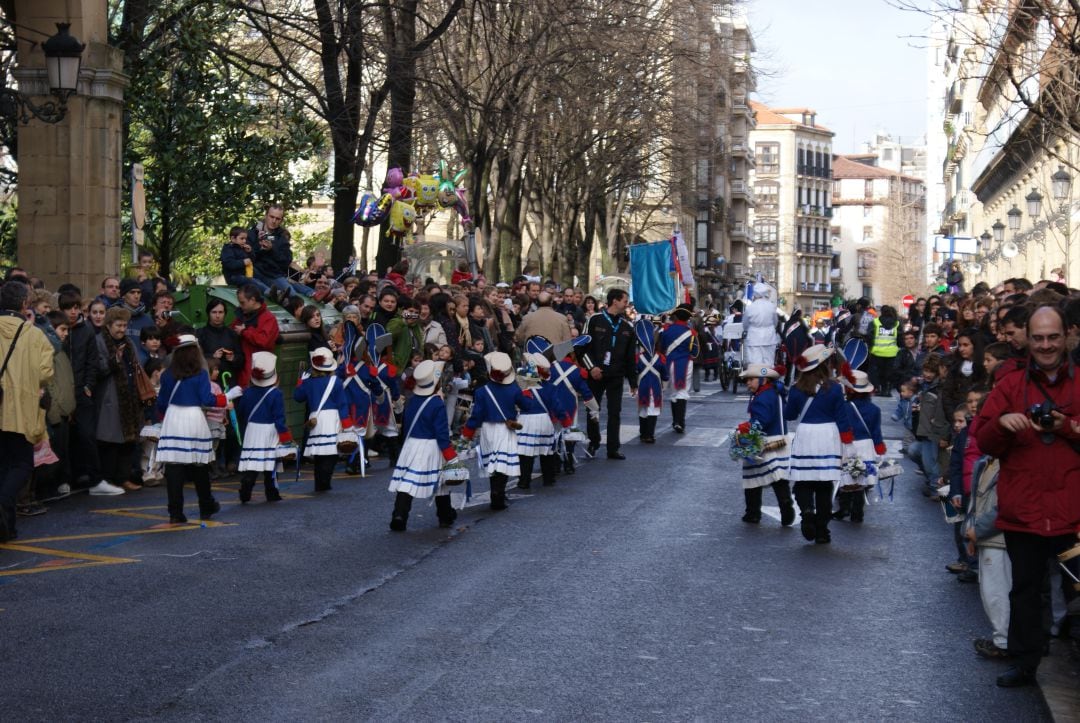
(901, 294, 915, 310)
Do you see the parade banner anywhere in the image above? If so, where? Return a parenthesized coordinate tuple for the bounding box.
(671, 230, 695, 292)
(629, 241, 678, 314)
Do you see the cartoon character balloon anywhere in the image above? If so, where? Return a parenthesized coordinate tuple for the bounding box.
(352, 191, 394, 227)
(403, 172, 439, 212)
(387, 200, 416, 242)
(383, 167, 407, 201)
(436, 161, 467, 209)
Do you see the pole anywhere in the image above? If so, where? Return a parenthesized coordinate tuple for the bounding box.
(465, 230, 478, 278)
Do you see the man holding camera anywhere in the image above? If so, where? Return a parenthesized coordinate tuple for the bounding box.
(975, 305, 1080, 688)
(231, 284, 280, 387)
(248, 204, 312, 300)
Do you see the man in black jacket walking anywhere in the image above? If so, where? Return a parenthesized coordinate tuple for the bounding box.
(582, 289, 637, 459)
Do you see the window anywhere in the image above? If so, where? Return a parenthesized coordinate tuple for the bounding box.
(882, 148, 894, 161)
(864, 179, 874, 198)
(863, 205, 872, 218)
(797, 147, 805, 174)
(756, 142, 780, 174)
(754, 220, 779, 246)
(754, 181, 779, 211)
(857, 250, 876, 279)
(757, 258, 779, 285)
(862, 225, 873, 242)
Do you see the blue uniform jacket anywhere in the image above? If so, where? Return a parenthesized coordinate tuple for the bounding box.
(237, 385, 289, 435)
(747, 383, 786, 436)
(463, 381, 531, 435)
(293, 374, 350, 423)
(637, 350, 667, 408)
(402, 394, 453, 455)
(339, 362, 375, 426)
(157, 369, 224, 419)
(785, 381, 854, 443)
(370, 362, 401, 426)
(848, 396, 885, 451)
(520, 380, 571, 426)
(550, 359, 594, 412)
(659, 321, 698, 389)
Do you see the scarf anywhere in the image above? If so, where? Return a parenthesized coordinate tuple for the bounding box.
(104, 332, 144, 442)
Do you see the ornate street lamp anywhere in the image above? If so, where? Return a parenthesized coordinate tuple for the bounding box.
(1052, 166, 1072, 202)
(0, 23, 85, 124)
(1025, 188, 1043, 217)
(992, 219, 1005, 244)
(1007, 204, 1022, 232)
(980, 230, 992, 252)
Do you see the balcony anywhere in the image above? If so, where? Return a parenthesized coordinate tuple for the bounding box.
(798, 282, 830, 295)
(731, 221, 749, 240)
(797, 204, 831, 219)
(857, 267, 873, 280)
(796, 243, 831, 257)
(942, 189, 972, 223)
(730, 138, 752, 158)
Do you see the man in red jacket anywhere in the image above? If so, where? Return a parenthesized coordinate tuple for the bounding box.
(231, 284, 280, 387)
(975, 305, 1080, 688)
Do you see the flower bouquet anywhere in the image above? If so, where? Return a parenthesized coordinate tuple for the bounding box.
(441, 458, 470, 486)
(840, 456, 870, 492)
(452, 437, 476, 460)
(562, 426, 586, 443)
(728, 421, 766, 461)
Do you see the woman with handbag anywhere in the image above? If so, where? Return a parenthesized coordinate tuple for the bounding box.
(156, 334, 234, 523)
(388, 360, 461, 531)
(785, 345, 855, 544)
(93, 307, 147, 494)
(738, 365, 794, 526)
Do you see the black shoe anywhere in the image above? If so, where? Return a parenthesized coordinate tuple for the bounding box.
(199, 500, 221, 521)
(389, 515, 407, 532)
(490, 496, 508, 511)
(741, 512, 761, 524)
(345, 463, 360, 475)
(780, 503, 796, 527)
(169, 513, 188, 524)
(438, 510, 457, 528)
(563, 464, 575, 475)
(586, 443, 599, 457)
(800, 514, 817, 541)
(957, 569, 978, 584)
(974, 638, 1011, 659)
(516, 481, 531, 490)
(850, 511, 864, 523)
(641, 436, 656, 444)
(996, 666, 1037, 688)
(815, 530, 831, 544)
(831, 509, 849, 521)
(672, 424, 685, 434)
(265, 489, 282, 502)
(607, 451, 626, 460)
(239, 480, 254, 504)
(542, 478, 557, 486)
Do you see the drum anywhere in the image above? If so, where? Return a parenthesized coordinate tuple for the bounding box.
(337, 429, 359, 454)
(140, 424, 161, 441)
(562, 428, 586, 443)
(277, 442, 298, 463)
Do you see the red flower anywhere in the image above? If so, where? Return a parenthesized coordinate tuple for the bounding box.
(737, 421, 751, 434)
(252, 368, 269, 381)
(312, 354, 329, 367)
(489, 369, 507, 382)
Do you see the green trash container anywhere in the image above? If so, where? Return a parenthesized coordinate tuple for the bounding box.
(173, 285, 342, 442)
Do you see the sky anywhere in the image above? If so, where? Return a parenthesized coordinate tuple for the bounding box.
(747, 0, 930, 153)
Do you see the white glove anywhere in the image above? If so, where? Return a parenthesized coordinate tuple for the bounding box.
(588, 409, 600, 422)
(225, 386, 244, 401)
(393, 397, 405, 415)
(583, 398, 600, 414)
(452, 378, 469, 391)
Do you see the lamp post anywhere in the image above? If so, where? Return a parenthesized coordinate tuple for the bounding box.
(1025, 188, 1043, 218)
(0, 23, 85, 125)
(1051, 166, 1073, 284)
(1006, 204, 1022, 232)
(992, 219, 1005, 244)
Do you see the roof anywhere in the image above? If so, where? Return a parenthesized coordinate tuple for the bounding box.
(832, 155, 923, 184)
(749, 100, 832, 134)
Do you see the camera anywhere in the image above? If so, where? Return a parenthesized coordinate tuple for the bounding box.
(1029, 400, 1057, 430)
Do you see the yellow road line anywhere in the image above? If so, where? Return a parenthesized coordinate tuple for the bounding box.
(15, 520, 236, 545)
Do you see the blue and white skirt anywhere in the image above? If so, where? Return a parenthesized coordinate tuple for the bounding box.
(388, 437, 445, 499)
(157, 405, 214, 465)
(742, 435, 789, 489)
(478, 421, 519, 477)
(517, 412, 555, 457)
(305, 409, 341, 458)
(239, 422, 279, 472)
(787, 421, 842, 482)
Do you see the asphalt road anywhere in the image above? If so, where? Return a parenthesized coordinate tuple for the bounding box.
(0, 383, 1051, 721)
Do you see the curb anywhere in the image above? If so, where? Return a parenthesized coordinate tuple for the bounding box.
(1038, 639, 1080, 722)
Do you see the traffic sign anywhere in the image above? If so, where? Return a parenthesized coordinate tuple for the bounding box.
(932, 235, 977, 255)
(901, 294, 914, 310)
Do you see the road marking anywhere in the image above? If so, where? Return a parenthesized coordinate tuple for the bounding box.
(673, 428, 731, 447)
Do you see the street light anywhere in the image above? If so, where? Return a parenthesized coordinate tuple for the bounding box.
(1025, 188, 1043, 217)
(980, 229, 992, 252)
(992, 219, 1005, 244)
(1052, 166, 1072, 201)
(0, 23, 85, 125)
(1007, 204, 1022, 232)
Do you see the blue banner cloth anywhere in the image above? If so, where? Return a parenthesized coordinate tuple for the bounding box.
(629, 241, 677, 315)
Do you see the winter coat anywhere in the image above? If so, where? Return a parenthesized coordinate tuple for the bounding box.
(220, 241, 254, 279)
(93, 333, 143, 444)
(975, 361, 1080, 537)
(195, 323, 245, 381)
(0, 314, 54, 443)
(514, 306, 572, 346)
(67, 316, 100, 401)
(231, 304, 280, 387)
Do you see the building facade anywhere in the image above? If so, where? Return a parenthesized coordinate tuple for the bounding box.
(832, 155, 926, 308)
(747, 101, 834, 311)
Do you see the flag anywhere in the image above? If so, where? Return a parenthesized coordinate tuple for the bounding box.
(629, 241, 678, 314)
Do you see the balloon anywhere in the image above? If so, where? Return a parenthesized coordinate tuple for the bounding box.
(454, 188, 473, 231)
(352, 191, 394, 227)
(383, 167, 406, 200)
(436, 161, 468, 209)
(388, 200, 416, 238)
(404, 172, 439, 211)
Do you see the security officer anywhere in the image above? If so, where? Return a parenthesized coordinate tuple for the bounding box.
(581, 289, 637, 459)
(868, 304, 900, 396)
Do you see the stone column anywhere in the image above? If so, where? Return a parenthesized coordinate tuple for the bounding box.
(13, 0, 127, 295)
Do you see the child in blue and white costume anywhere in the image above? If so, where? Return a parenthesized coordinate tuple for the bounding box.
(516, 352, 572, 489)
(738, 365, 794, 526)
(236, 351, 292, 504)
(156, 334, 236, 524)
(388, 360, 461, 531)
(635, 318, 668, 444)
(538, 336, 597, 474)
(461, 351, 531, 511)
(293, 347, 353, 493)
(785, 344, 854, 545)
(834, 369, 887, 524)
(366, 323, 402, 465)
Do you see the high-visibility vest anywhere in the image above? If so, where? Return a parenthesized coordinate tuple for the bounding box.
(871, 318, 899, 358)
